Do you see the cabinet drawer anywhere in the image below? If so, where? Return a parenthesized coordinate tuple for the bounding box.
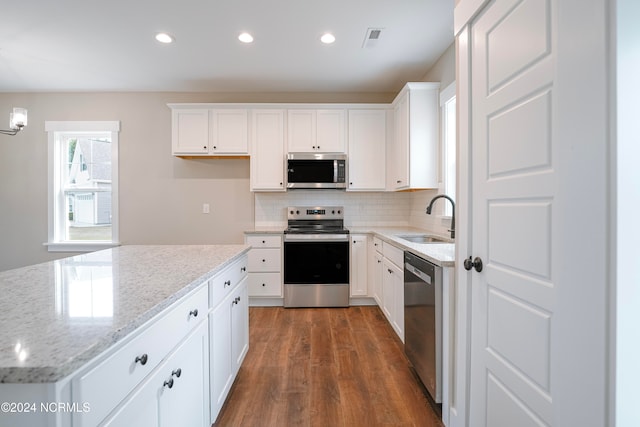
(383, 242, 404, 268)
(373, 236, 383, 253)
(246, 235, 282, 248)
(73, 284, 208, 427)
(248, 272, 282, 297)
(209, 256, 248, 307)
(247, 248, 281, 272)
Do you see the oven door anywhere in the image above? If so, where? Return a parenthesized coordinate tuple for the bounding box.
(283, 235, 350, 307)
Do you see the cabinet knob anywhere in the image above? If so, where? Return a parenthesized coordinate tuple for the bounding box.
(396, 180, 402, 184)
(135, 354, 148, 366)
(262, 240, 266, 244)
(189, 309, 198, 318)
(224, 280, 231, 287)
(241, 266, 246, 272)
(213, 145, 217, 149)
(203, 146, 207, 149)
(262, 259, 266, 263)
(387, 269, 393, 274)
(163, 378, 174, 389)
(172, 368, 182, 378)
(262, 283, 266, 287)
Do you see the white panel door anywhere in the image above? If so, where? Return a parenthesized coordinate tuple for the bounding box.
(465, 0, 610, 426)
(469, 0, 556, 425)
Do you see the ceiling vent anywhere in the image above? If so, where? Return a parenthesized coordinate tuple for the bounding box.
(362, 28, 384, 48)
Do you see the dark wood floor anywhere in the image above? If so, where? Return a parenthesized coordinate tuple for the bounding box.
(214, 306, 444, 427)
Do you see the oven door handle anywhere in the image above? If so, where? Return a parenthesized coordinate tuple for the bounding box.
(284, 234, 350, 242)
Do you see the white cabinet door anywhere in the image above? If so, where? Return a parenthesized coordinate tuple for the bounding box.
(348, 110, 386, 190)
(231, 279, 249, 373)
(381, 257, 396, 323)
(287, 110, 316, 152)
(382, 256, 403, 342)
(159, 321, 209, 427)
(392, 94, 409, 190)
(390, 83, 439, 190)
(104, 321, 209, 427)
(316, 109, 345, 153)
(209, 294, 233, 421)
(350, 234, 368, 297)
(287, 109, 346, 153)
(172, 109, 209, 155)
(250, 109, 286, 191)
(210, 109, 248, 154)
(371, 250, 383, 307)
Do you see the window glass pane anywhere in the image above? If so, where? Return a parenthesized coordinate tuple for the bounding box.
(61, 134, 112, 241)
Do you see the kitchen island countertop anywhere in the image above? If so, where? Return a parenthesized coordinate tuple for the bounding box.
(0, 245, 249, 383)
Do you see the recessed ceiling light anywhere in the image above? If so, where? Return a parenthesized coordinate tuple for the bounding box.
(320, 33, 336, 44)
(238, 32, 254, 43)
(155, 33, 174, 44)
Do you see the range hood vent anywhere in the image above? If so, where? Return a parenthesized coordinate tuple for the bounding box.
(362, 28, 384, 48)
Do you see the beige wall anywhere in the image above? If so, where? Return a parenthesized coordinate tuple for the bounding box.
(0, 91, 394, 271)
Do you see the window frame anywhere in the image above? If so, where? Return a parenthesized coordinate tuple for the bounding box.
(439, 82, 456, 217)
(45, 121, 120, 252)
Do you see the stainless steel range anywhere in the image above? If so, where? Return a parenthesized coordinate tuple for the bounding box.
(283, 206, 350, 308)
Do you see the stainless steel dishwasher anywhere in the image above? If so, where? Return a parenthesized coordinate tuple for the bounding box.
(404, 251, 443, 404)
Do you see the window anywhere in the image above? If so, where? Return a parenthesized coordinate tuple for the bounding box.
(440, 83, 456, 216)
(46, 121, 120, 252)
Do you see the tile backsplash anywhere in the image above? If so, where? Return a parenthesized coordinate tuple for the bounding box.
(255, 189, 454, 236)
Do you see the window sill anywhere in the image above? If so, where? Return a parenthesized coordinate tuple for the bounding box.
(44, 242, 121, 253)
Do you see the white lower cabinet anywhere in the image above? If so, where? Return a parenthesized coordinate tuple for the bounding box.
(210, 276, 249, 423)
(103, 321, 209, 427)
(246, 234, 283, 299)
(349, 234, 369, 297)
(370, 237, 384, 306)
(378, 241, 405, 342)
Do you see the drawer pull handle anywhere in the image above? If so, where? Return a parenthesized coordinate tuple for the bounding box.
(135, 354, 148, 366)
(224, 280, 231, 288)
(233, 296, 241, 305)
(172, 368, 182, 378)
(163, 378, 174, 389)
(189, 309, 198, 318)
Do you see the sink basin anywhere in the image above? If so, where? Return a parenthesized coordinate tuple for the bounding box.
(396, 234, 450, 244)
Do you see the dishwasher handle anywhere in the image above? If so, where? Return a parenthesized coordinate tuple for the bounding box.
(405, 262, 433, 284)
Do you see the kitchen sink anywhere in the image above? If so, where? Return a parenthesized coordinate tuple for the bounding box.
(396, 234, 450, 244)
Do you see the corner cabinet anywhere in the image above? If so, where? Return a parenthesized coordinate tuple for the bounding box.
(170, 106, 249, 157)
(287, 109, 346, 153)
(347, 109, 387, 191)
(389, 82, 440, 191)
(250, 110, 286, 191)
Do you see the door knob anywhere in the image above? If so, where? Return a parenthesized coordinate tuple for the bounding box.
(464, 256, 483, 273)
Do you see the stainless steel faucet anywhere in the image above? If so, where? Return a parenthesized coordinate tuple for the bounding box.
(426, 194, 455, 239)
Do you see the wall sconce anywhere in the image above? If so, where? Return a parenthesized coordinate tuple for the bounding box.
(0, 108, 28, 136)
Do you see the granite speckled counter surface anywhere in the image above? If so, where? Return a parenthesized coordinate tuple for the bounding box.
(349, 227, 455, 267)
(0, 245, 249, 384)
(245, 226, 455, 267)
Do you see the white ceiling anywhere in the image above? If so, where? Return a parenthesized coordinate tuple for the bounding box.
(0, 0, 454, 94)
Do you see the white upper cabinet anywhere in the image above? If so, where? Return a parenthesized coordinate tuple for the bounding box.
(172, 109, 209, 155)
(287, 109, 346, 153)
(347, 109, 387, 191)
(210, 109, 249, 154)
(170, 106, 249, 156)
(389, 82, 440, 191)
(250, 109, 286, 192)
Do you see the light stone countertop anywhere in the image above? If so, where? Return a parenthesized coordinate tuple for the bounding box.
(348, 226, 455, 267)
(0, 245, 249, 383)
(245, 226, 455, 267)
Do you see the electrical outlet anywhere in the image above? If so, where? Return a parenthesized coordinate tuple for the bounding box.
(202, 203, 210, 214)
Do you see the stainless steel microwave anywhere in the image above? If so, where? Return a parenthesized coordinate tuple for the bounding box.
(286, 153, 347, 189)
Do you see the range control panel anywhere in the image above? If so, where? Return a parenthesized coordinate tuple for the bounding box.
(287, 206, 344, 220)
